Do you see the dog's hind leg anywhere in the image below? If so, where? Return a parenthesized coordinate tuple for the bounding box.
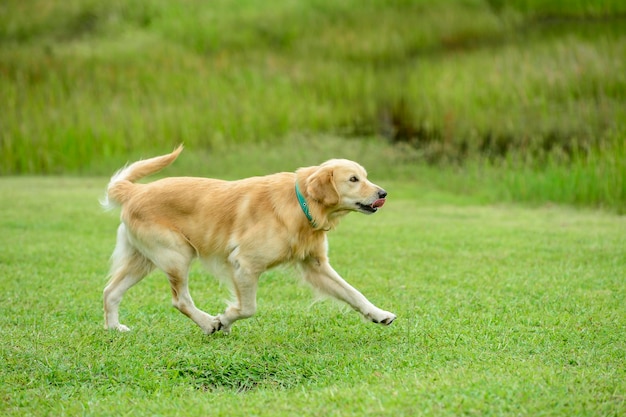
(138, 231, 222, 335)
(166, 267, 222, 335)
(104, 224, 155, 331)
(215, 247, 260, 334)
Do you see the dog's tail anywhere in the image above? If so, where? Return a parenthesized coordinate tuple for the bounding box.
(101, 145, 183, 210)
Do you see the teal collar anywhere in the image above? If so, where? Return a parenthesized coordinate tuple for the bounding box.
(295, 182, 318, 228)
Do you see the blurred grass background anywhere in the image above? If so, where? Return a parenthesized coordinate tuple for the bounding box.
(0, 0, 624, 210)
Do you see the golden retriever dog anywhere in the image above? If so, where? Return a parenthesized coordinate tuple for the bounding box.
(102, 146, 396, 334)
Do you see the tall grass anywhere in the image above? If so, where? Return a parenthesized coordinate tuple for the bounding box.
(514, 132, 626, 211)
(0, 0, 624, 209)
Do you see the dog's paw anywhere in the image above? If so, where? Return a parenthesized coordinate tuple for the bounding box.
(215, 315, 232, 335)
(201, 315, 229, 335)
(367, 310, 397, 326)
(110, 324, 131, 332)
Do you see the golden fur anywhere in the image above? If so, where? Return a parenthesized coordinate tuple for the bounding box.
(102, 146, 395, 334)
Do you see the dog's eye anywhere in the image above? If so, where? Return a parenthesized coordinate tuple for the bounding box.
(349, 176, 359, 183)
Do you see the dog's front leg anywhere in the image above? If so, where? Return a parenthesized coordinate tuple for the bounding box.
(301, 258, 396, 325)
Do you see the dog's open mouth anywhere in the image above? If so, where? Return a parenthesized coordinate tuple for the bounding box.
(357, 198, 386, 213)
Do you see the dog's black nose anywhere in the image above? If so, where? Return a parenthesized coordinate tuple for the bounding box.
(378, 190, 387, 199)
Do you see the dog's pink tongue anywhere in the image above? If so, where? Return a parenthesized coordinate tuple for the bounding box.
(373, 198, 386, 208)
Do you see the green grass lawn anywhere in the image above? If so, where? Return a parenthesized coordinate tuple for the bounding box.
(1, 176, 624, 416)
(2, 2, 624, 413)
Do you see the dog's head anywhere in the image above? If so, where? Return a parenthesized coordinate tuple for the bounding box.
(305, 159, 387, 215)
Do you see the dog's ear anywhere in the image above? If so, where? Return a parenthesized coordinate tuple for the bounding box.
(307, 166, 339, 207)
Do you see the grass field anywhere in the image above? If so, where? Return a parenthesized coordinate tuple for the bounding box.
(1, 0, 625, 209)
(1, 1, 625, 415)
(1, 176, 624, 416)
